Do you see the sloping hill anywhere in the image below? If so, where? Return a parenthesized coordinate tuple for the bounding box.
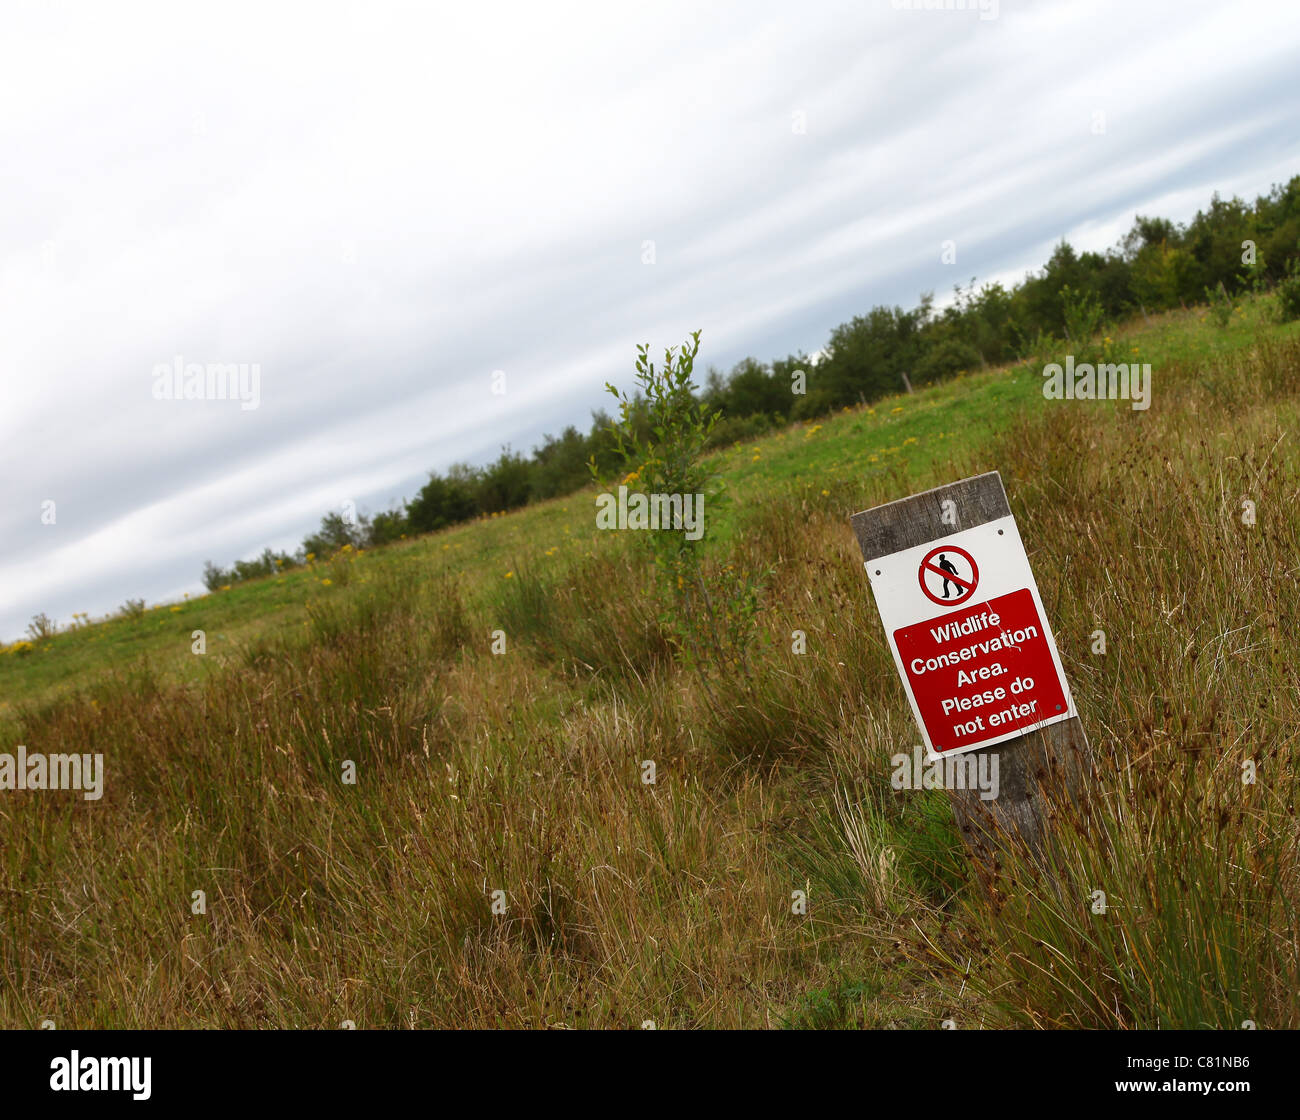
(2, 295, 1298, 1028)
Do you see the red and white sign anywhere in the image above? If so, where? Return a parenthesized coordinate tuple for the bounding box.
(866, 516, 1075, 759)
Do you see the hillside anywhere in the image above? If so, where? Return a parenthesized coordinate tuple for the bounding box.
(2, 295, 1299, 1028)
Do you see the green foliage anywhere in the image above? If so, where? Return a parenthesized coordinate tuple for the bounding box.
(598, 332, 766, 688)
(1060, 283, 1106, 343)
(302, 513, 365, 560)
(366, 506, 409, 547)
(1205, 282, 1233, 328)
(913, 336, 982, 386)
(598, 331, 716, 496)
(204, 547, 301, 590)
(117, 598, 147, 620)
(780, 978, 885, 1030)
(1276, 256, 1300, 323)
(408, 466, 479, 534)
(1023, 327, 1062, 367)
(476, 447, 533, 513)
(818, 301, 928, 405)
(704, 410, 777, 450)
(791, 382, 836, 420)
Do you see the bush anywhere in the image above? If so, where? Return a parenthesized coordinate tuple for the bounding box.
(1061, 284, 1106, 343)
(26, 612, 57, 641)
(365, 507, 408, 547)
(202, 561, 229, 591)
(705, 411, 776, 450)
(1205, 282, 1233, 328)
(477, 447, 533, 514)
(301, 514, 364, 560)
(791, 385, 836, 421)
(1276, 261, 1300, 323)
(598, 332, 767, 690)
(408, 467, 480, 533)
(912, 337, 982, 386)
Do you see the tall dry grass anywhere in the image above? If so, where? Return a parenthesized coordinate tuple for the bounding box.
(3, 337, 1298, 1028)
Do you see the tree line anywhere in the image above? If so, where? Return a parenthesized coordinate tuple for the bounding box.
(203, 174, 1300, 589)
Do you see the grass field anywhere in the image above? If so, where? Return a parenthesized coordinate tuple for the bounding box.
(2, 296, 1299, 1028)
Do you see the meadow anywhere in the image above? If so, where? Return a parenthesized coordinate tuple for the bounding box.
(1, 296, 1298, 1028)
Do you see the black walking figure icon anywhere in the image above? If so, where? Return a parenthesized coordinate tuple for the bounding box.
(937, 553, 961, 599)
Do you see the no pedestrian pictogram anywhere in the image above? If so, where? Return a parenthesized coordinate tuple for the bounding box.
(918, 545, 978, 606)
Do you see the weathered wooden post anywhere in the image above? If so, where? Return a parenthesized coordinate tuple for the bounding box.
(851, 471, 1093, 871)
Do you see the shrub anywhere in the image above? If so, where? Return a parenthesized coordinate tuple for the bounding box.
(1275, 259, 1300, 323)
(791, 384, 836, 421)
(301, 514, 364, 559)
(118, 598, 147, 620)
(912, 337, 982, 386)
(26, 612, 57, 641)
(408, 467, 480, 533)
(705, 411, 776, 450)
(365, 507, 409, 547)
(202, 560, 230, 591)
(597, 332, 767, 691)
(1060, 284, 1106, 343)
(1205, 282, 1233, 328)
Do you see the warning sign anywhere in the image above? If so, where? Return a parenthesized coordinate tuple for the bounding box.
(917, 545, 978, 606)
(865, 516, 1075, 758)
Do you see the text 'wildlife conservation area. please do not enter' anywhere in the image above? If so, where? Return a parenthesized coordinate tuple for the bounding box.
(866, 516, 1075, 758)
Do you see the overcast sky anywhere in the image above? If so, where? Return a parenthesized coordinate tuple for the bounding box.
(2, 0, 1298, 640)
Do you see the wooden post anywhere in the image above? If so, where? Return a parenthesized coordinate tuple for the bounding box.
(901, 371, 914, 394)
(850, 471, 1094, 870)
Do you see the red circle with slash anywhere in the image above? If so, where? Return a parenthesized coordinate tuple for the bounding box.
(918, 545, 979, 607)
